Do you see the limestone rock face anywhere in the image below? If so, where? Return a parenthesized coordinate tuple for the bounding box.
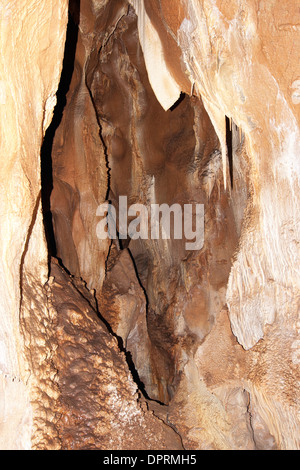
(50, 0, 119, 294)
(40, 259, 182, 450)
(0, 0, 299, 450)
(73, 4, 241, 407)
(126, 0, 300, 449)
(0, 0, 69, 449)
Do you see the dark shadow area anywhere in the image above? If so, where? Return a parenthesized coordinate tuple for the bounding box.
(226, 115, 234, 189)
(41, 1, 80, 261)
(170, 92, 186, 111)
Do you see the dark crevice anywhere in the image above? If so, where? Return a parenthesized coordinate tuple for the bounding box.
(66, 260, 164, 406)
(170, 92, 186, 112)
(226, 115, 234, 189)
(40, 1, 80, 264)
(96, 290, 164, 406)
(19, 191, 42, 311)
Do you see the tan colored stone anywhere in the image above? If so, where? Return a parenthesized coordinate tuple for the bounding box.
(0, 0, 69, 449)
(0, 0, 299, 451)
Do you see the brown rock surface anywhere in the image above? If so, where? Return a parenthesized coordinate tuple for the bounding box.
(85, 6, 241, 406)
(127, 0, 300, 449)
(44, 259, 182, 450)
(0, 0, 299, 450)
(0, 0, 69, 449)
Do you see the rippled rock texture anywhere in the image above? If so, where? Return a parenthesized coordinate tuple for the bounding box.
(0, 0, 299, 450)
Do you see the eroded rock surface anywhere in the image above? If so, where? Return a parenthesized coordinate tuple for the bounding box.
(0, 0, 69, 449)
(40, 259, 182, 450)
(0, 0, 299, 450)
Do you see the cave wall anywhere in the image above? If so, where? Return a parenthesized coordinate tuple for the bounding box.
(0, 0, 69, 448)
(0, 0, 299, 450)
(133, 0, 300, 347)
(86, 6, 244, 406)
(50, 0, 299, 449)
(0, 0, 188, 450)
(127, 0, 300, 448)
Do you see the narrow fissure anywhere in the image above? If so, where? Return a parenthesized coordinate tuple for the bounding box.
(41, 5, 80, 262)
(226, 115, 234, 189)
